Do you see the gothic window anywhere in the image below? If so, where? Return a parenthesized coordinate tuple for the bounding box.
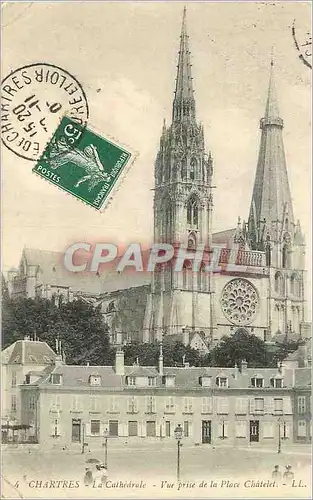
(163, 199, 173, 242)
(265, 236, 271, 267)
(182, 261, 192, 289)
(197, 264, 206, 291)
(290, 273, 301, 297)
(181, 157, 187, 180)
(187, 232, 197, 249)
(187, 195, 199, 228)
(220, 279, 259, 326)
(274, 272, 284, 296)
(190, 158, 197, 181)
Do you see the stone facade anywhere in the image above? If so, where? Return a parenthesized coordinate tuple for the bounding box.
(14, 344, 311, 448)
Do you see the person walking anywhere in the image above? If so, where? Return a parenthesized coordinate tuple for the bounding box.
(272, 465, 282, 482)
(84, 467, 93, 486)
(283, 465, 294, 486)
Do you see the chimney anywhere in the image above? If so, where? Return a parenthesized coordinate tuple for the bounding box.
(234, 362, 239, 379)
(158, 342, 164, 376)
(240, 359, 248, 374)
(115, 349, 124, 376)
(182, 327, 190, 346)
(55, 354, 63, 368)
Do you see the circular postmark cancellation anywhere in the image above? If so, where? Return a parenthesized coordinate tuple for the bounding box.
(1, 63, 89, 161)
(292, 19, 312, 70)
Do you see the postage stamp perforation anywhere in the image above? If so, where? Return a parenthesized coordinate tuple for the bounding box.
(32, 116, 138, 212)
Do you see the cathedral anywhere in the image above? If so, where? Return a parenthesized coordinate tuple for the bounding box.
(8, 9, 310, 350)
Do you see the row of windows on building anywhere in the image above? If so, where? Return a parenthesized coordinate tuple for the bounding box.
(274, 271, 301, 297)
(17, 394, 310, 417)
(48, 373, 286, 389)
(49, 418, 311, 440)
(29, 395, 296, 415)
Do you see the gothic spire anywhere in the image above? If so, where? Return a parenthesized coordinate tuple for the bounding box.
(172, 7, 196, 123)
(247, 60, 294, 249)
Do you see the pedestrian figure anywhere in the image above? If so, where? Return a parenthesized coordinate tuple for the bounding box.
(283, 465, 294, 486)
(99, 464, 108, 486)
(84, 467, 93, 486)
(272, 465, 282, 481)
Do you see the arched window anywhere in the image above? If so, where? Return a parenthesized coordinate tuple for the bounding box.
(190, 158, 197, 181)
(187, 232, 197, 250)
(163, 199, 173, 242)
(182, 261, 193, 289)
(197, 264, 206, 291)
(274, 272, 284, 296)
(282, 245, 289, 268)
(181, 157, 187, 180)
(290, 273, 301, 297)
(265, 242, 271, 266)
(187, 195, 199, 228)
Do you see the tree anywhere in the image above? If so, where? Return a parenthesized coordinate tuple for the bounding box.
(209, 330, 269, 368)
(122, 341, 206, 367)
(2, 296, 112, 365)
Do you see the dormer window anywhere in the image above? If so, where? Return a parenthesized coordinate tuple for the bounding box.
(251, 376, 264, 388)
(43, 356, 51, 364)
(51, 373, 62, 385)
(148, 376, 156, 387)
(162, 375, 175, 387)
(216, 376, 228, 388)
(29, 355, 37, 363)
(270, 377, 283, 388)
(199, 376, 212, 387)
(89, 375, 101, 386)
(127, 376, 136, 386)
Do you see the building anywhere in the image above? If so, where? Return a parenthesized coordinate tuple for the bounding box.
(6, 9, 310, 349)
(10, 340, 309, 448)
(1, 336, 56, 440)
(7, 248, 103, 301)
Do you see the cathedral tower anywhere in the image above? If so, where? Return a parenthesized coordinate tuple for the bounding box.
(247, 60, 307, 337)
(143, 8, 215, 344)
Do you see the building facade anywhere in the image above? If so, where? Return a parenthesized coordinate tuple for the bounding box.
(13, 342, 310, 448)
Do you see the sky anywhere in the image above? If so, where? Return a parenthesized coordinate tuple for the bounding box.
(1, 2, 311, 297)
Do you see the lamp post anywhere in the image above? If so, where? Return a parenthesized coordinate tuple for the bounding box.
(174, 424, 184, 483)
(277, 418, 281, 454)
(81, 422, 86, 454)
(103, 427, 109, 468)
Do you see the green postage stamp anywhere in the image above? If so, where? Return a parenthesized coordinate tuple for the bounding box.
(32, 116, 132, 210)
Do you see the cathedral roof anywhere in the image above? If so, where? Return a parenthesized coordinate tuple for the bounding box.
(212, 228, 236, 246)
(20, 248, 104, 295)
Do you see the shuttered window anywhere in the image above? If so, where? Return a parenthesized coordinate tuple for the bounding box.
(235, 421, 247, 438)
(201, 397, 213, 414)
(263, 421, 275, 438)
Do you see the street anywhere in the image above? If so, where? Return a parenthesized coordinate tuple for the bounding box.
(1, 442, 312, 499)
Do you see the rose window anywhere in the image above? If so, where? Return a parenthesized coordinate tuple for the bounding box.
(220, 278, 259, 325)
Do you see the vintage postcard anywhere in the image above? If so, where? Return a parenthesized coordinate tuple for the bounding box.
(1, 1, 311, 499)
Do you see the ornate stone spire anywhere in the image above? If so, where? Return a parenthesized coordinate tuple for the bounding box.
(247, 60, 294, 250)
(172, 7, 196, 123)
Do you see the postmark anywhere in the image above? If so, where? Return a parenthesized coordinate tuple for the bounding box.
(292, 19, 312, 70)
(32, 116, 133, 210)
(1, 63, 89, 161)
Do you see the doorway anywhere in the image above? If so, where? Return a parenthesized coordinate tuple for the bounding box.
(71, 419, 81, 442)
(250, 420, 259, 442)
(202, 420, 211, 444)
